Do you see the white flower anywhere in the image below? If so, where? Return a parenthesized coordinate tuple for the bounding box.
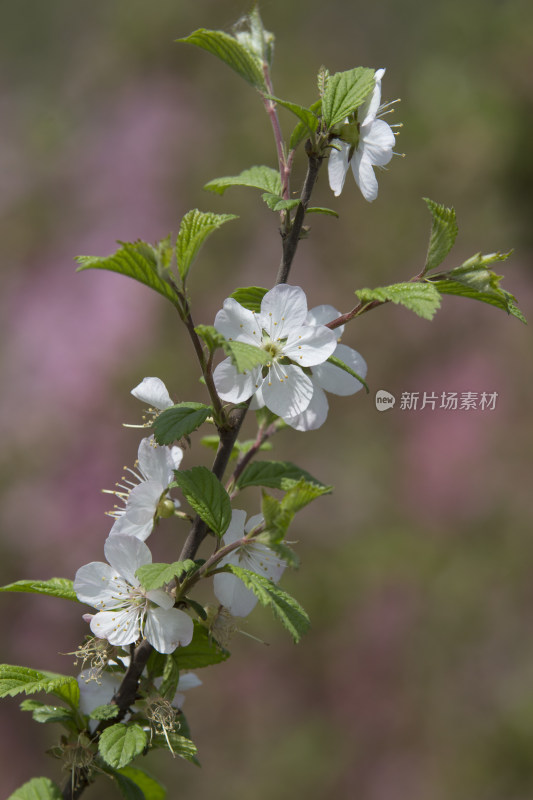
(328, 68, 396, 202)
(106, 435, 183, 541)
(213, 284, 337, 421)
(131, 377, 174, 412)
(74, 534, 194, 654)
(213, 510, 286, 617)
(283, 304, 367, 431)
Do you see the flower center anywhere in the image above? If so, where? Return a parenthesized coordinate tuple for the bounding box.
(261, 334, 284, 361)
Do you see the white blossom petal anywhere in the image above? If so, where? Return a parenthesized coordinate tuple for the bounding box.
(77, 671, 120, 716)
(312, 343, 367, 395)
(259, 285, 308, 339)
(213, 571, 258, 617)
(360, 119, 395, 166)
(261, 362, 313, 418)
(145, 607, 194, 653)
(360, 68, 385, 126)
(284, 324, 337, 366)
(90, 607, 141, 646)
(352, 153, 379, 202)
(131, 377, 173, 410)
(328, 140, 350, 196)
(214, 298, 260, 345)
(285, 384, 329, 431)
(104, 535, 151, 587)
(74, 562, 124, 609)
(137, 437, 175, 486)
(146, 588, 175, 610)
(220, 508, 247, 545)
(213, 358, 259, 404)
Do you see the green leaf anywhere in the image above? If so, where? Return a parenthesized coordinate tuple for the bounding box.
(176, 210, 237, 283)
(115, 767, 166, 800)
(194, 324, 226, 353)
(236, 460, 327, 491)
(0, 577, 78, 602)
(19, 699, 74, 725)
(88, 703, 121, 721)
(261, 193, 300, 213)
(0, 665, 80, 708)
(204, 165, 281, 197)
(200, 435, 272, 460)
(172, 467, 232, 537)
(322, 67, 376, 129)
(152, 403, 212, 446)
(227, 566, 310, 643)
(158, 655, 180, 702)
(173, 621, 230, 669)
(222, 339, 271, 374)
(429, 251, 526, 322)
(229, 285, 268, 312)
(99, 723, 147, 769)
(423, 198, 458, 273)
(233, 7, 274, 68)
(306, 206, 339, 218)
(150, 732, 199, 762)
(261, 492, 293, 543)
(355, 281, 442, 321)
(265, 95, 319, 134)
(326, 355, 369, 393)
(289, 99, 322, 151)
(280, 478, 332, 514)
(7, 778, 62, 800)
(135, 560, 198, 591)
(76, 242, 179, 306)
(179, 29, 266, 90)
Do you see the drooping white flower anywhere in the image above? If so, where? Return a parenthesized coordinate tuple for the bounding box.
(283, 304, 367, 431)
(213, 510, 286, 617)
(106, 435, 183, 541)
(131, 377, 174, 413)
(328, 68, 396, 202)
(213, 284, 337, 421)
(74, 534, 194, 654)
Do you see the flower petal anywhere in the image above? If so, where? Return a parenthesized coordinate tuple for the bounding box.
(146, 588, 175, 610)
(261, 363, 313, 418)
(213, 358, 258, 404)
(104, 534, 152, 586)
(74, 562, 123, 609)
(352, 152, 379, 202)
(137, 437, 175, 486)
(131, 377, 173, 410)
(145, 607, 194, 653)
(78, 670, 121, 716)
(285, 384, 329, 431)
(259, 285, 308, 340)
(244, 542, 286, 583)
(360, 119, 395, 166)
(221, 509, 247, 547)
(359, 69, 385, 127)
(214, 298, 260, 345)
(90, 607, 141, 646)
(284, 324, 337, 366)
(328, 140, 350, 196)
(312, 343, 367, 395)
(213, 571, 258, 617)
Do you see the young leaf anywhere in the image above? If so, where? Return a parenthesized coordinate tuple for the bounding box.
(281, 478, 333, 514)
(236, 460, 327, 492)
(158, 654, 180, 701)
(88, 703, 121, 721)
(428, 251, 525, 322)
(261, 194, 300, 212)
(150, 732, 199, 762)
(172, 467, 232, 537)
(326, 355, 369, 393)
(152, 403, 212, 446)
(322, 67, 375, 129)
(233, 6, 275, 68)
(289, 99, 322, 151)
(7, 778, 62, 800)
(229, 286, 268, 312)
(306, 206, 339, 218)
(114, 767, 166, 800)
(173, 621, 230, 670)
(176, 210, 237, 283)
(222, 339, 271, 373)
(0, 577, 78, 602)
(355, 282, 442, 321)
(227, 566, 310, 643)
(76, 242, 179, 306)
(99, 723, 147, 770)
(204, 165, 281, 197)
(19, 699, 74, 725)
(194, 324, 226, 353)
(135, 560, 198, 591)
(264, 95, 319, 134)
(423, 198, 458, 273)
(0, 665, 80, 708)
(178, 29, 266, 91)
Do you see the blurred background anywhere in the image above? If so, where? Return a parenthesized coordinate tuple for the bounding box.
(1, 0, 532, 797)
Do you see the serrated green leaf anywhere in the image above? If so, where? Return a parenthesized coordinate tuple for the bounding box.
(76, 242, 179, 306)
(429, 251, 526, 322)
(355, 282, 441, 321)
(176, 210, 237, 283)
(281, 478, 332, 514)
(150, 732, 199, 763)
(261, 193, 300, 212)
(7, 777, 62, 800)
(200, 435, 272, 460)
(88, 703, 121, 721)
(227, 566, 310, 643)
(115, 767, 166, 800)
(326, 355, 369, 393)
(158, 655, 180, 702)
(322, 67, 375, 129)
(173, 621, 230, 669)
(289, 99, 322, 151)
(204, 166, 281, 197)
(423, 198, 458, 273)
(179, 29, 266, 90)
(265, 95, 319, 133)
(152, 403, 212, 446)
(229, 285, 268, 312)
(0, 577, 77, 602)
(135, 560, 197, 591)
(172, 467, 232, 537)
(194, 324, 226, 353)
(99, 723, 147, 769)
(306, 206, 339, 218)
(20, 699, 74, 725)
(236, 460, 327, 491)
(222, 339, 271, 374)
(261, 492, 293, 543)
(0, 665, 80, 709)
